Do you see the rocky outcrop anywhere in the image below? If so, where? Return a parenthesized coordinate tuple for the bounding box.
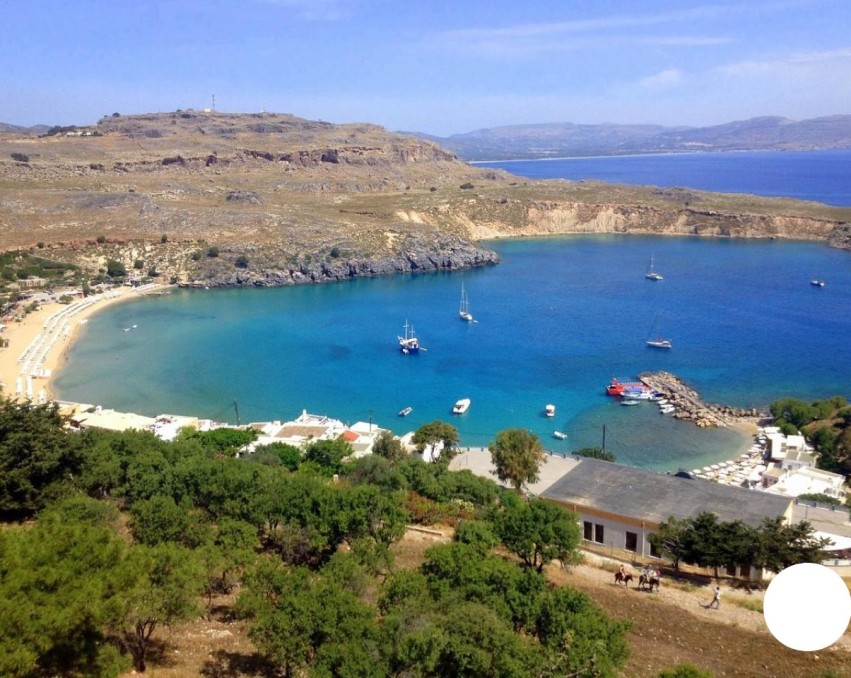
(184, 238, 499, 288)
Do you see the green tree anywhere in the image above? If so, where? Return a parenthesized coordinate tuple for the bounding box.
(753, 517, 831, 572)
(108, 542, 203, 672)
(0, 400, 82, 518)
(412, 420, 459, 464)
(573, 446, 617, 462)
(648, 517, 691, 571)
(454, 519, 500, 554)
(496, 499, 581, 573)
(133, 259, 144, 270)
(252, 441, 302, 470)
(0, 498, 128, 677)
(176, 426, 256, 457)
(304, 437, 353, 475)
(489, 427, 546, 492)
(372, 429, 407, 465)
(240, 559, 383, 678)
(106, 259, 126, 277)
(536, 586, 630, 678)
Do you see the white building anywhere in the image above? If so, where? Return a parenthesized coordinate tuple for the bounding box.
(763, 465, 846, 500)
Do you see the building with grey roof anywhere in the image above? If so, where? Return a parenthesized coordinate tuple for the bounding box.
(541, 456, 794, 564)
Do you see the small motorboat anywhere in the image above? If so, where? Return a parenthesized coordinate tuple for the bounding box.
(811, 279, 825, 287)
(621, 399, 640, 406)
(553, 430, 567, 440)
(545, 404, 556, 417)
(398, 406, 413, 417)
(452, 398, 471, 414)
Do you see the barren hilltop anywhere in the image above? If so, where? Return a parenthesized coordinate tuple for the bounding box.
(1, 110, 850, 287)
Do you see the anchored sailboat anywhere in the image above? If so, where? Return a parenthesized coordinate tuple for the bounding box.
(459, 283, 474, 322)
(645, 254, 663, 281)
(646, 313, 672, 349)
(398, 321, 421, 354)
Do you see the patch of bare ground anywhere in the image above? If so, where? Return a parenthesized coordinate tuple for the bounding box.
(128, 528, 850, 678)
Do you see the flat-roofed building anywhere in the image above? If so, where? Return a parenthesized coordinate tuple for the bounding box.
(540, 457, 794, 566)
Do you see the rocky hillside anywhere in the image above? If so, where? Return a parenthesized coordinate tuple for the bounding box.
(1, 111, 850, 288)
(421, 115, 851, 160)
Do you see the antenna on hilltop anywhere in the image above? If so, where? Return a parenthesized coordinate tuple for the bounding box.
(211, 94, 216, 112)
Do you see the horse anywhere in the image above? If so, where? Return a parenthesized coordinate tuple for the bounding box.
(614, 571, 633, 587)
(638, 573, 660, 592)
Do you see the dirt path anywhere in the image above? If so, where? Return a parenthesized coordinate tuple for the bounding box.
(551, 553, 851, 677)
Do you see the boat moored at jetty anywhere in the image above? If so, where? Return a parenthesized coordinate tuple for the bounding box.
(398, 321, 420, 354)
(452, 398, 471, 414)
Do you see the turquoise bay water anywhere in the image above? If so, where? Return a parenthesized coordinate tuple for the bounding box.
(55, 235, 851, 472)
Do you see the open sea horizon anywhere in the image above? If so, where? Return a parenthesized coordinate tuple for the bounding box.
(54, 151, 851, 473)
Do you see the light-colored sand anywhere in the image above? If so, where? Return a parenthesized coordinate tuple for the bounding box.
(0, 285, 166, 402)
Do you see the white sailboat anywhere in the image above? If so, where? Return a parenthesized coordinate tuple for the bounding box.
(645, 254, 663, 281)
(646, 313, 672, 349)
(458, 283, 474, 322)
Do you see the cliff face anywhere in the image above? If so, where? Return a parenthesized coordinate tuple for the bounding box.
(1, 111, 850, 291)
(398, 196, 843, 245)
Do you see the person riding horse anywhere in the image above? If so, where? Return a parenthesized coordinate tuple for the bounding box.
(638, 567, 661, 592)
(614, 564, 633, 587)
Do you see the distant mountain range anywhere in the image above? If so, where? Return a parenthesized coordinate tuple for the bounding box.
(412, 115, 851, 161)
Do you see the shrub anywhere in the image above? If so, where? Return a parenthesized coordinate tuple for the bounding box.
(459, 182, 474, 190)
(207, 246, 219, 258)
(160, 234, 168, 244)
(234, 255, 249, 269)
(191, 251, 202, 261)
(106, 260, 126, 277)
(133, 259, 144, 270)
(10, 152, 29, 163)
(96, 235, 106, 244)
(329, 246, 341, 259)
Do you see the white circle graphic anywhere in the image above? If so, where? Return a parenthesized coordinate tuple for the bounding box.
(763, 563, 851, 651)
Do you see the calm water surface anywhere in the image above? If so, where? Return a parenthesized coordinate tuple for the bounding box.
(55, 235, 851, 472)
(477, 150, 851, 206)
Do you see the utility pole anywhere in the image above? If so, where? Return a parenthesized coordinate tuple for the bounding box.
(233, 399, 240, 426)
(602, 424, 607, 451)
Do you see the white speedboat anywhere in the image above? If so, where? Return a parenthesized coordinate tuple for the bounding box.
(553, 430, 567, 440)
(398, 406, 413, 417)
(452, 398, 471, 414)
(545, 404, 556, 417)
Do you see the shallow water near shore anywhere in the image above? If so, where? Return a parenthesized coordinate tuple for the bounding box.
(54, 235, 851, 472)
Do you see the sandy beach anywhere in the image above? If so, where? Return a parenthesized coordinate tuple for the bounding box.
(0, 284, 166, 403)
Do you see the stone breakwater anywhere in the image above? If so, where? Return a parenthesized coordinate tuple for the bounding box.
(638, 371, 765, 428)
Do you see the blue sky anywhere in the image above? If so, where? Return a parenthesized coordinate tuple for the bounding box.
(3, 0, 850, 135)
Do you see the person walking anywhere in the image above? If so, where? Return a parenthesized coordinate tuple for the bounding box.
(704, 585, 721, 609)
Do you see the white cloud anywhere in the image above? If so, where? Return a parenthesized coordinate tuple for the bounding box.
(639, 68, 684, 91)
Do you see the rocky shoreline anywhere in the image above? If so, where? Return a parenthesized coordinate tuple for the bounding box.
(181, 240, 500, 288)
(638, 371, 766, 428)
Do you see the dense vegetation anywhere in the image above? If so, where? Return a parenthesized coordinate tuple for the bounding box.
(0, 400, 633, 677)
(769, 396, 851, 474)
(649, 512, 830, 577)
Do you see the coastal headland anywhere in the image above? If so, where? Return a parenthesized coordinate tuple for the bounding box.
(2, 111, 851, 291)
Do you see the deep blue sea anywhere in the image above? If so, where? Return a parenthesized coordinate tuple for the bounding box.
(477, 150, 851, 207)
(55, 233, 851, 473)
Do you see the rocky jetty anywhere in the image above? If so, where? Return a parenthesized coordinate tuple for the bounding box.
(639, 371, 764, 428)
